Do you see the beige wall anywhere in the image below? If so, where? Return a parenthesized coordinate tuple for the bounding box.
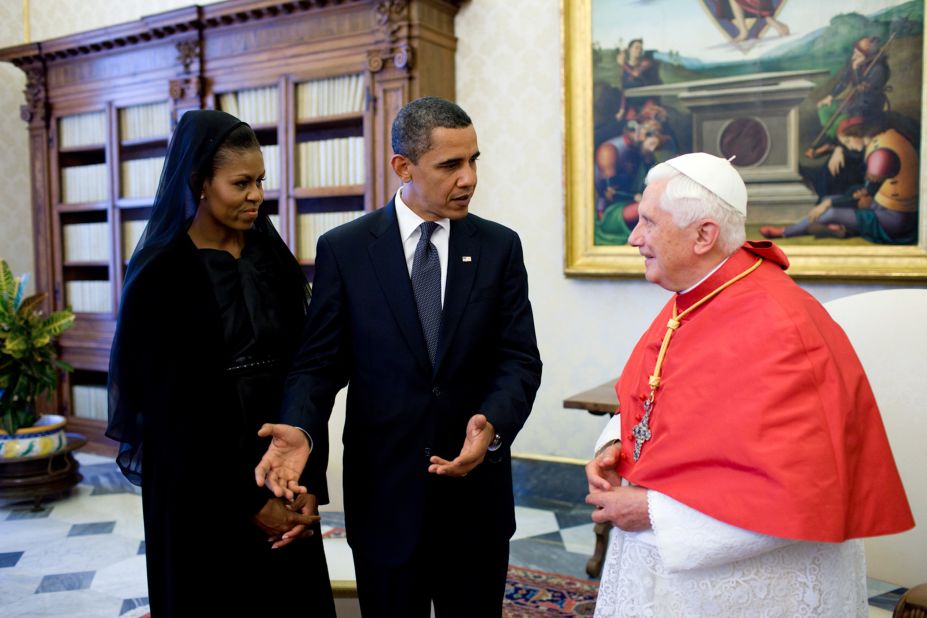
(0, 2, 31, 282)
(0, 1, 909, 465)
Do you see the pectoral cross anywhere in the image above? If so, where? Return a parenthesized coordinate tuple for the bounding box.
(631, 397, 653, 461)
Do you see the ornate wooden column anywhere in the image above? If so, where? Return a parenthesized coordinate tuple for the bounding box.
(368, 0, 414, 205)
(15, 54, 55, 309)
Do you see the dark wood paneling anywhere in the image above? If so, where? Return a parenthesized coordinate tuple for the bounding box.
(0, 0, 461, 449)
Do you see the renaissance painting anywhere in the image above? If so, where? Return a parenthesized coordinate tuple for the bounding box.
(564, 0, 927, 279)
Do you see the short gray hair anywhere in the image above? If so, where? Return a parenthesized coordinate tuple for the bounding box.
(645, 162, 746, 254)
(391, 97, 472, 163)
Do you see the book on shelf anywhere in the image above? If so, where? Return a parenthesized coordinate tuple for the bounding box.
(121, 157, 165, 199)
(61, 163, 108, 203)
(119, 101, 170, 142)
(296, 73, 364, 118)
(219, 86, 278, 125)
(296, 137, 365, 189)
(260, 144, 279, 191)
(71, 384, 108, 421)
(296, 211, 365, 260)
(63, 222, 110, 263)
(58, 111, 107, 148)
(122, 220, 148, 259)
(65, 281, 112, 314)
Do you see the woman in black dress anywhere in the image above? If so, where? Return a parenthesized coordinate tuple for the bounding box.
(107, 110, 335, 616)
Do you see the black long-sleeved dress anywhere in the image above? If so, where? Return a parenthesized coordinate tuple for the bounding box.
(111, 231, 334, 616)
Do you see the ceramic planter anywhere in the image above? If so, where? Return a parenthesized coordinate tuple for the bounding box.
(0, 414, 68, 459)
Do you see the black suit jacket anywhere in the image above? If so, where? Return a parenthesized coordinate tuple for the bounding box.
(281, 199, 542, 565)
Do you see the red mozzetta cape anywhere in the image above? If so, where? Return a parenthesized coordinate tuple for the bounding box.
(616, 241, 914, 542)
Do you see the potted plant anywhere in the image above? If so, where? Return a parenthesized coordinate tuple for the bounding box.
(0, 259, 75, 459)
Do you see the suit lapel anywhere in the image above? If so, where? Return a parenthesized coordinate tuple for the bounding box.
(435, 216, 479, 374)
(368, 200, 433, 377)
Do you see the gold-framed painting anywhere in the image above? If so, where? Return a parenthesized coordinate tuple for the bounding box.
(564, 0, 927, 280)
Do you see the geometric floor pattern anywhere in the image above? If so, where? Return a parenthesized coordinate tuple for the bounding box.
(0, 453, 905, 617)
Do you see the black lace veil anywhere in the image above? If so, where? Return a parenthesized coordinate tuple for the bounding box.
(106, 109, 307, 484)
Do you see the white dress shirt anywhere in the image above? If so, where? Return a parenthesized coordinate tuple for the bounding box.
(395, 187, 450, 306)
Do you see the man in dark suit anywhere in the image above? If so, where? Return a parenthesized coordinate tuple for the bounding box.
(255, 96, 542, 617)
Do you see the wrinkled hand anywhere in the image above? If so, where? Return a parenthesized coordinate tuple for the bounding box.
(255, 423, 310, 500)
(827, 146, 845, 176)
(586, 442, 623, 493)
(808, 199, 832, 223)
(253, 495, 320, 549)
(428, 414, 494, 477)
(586, 486, 651, 532)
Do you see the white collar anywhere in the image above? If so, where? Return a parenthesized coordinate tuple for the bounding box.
(395, 187, 450, 242)
(679, 255, 730, 295)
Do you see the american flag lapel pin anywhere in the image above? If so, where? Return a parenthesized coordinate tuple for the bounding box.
(462, 256, 472, 262)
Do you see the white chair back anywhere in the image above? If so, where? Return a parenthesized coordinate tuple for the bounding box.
(825, 288, 927, 588)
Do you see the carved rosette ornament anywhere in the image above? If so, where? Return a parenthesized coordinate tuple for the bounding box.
(366, 50, 384, 73)
(368, 0, 414, 73)
(20, 64, 49, 125)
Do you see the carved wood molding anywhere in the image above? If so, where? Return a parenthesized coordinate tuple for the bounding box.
(175, 37, 201, 75)
(200, 0, 360, 28)
(0, 10, 202, 66)
(368, 0, 413, 74)
(169, 76, 205, 102)
(19, 61, 48, 125)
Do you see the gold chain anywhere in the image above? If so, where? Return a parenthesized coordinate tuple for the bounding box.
(648, 258, 764, 393)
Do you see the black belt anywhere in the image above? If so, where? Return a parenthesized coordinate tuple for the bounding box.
(225, 357, 280, 373)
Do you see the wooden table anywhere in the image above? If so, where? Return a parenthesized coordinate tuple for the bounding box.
(563, 380, 619, 416)
(563, 379, 619, 578)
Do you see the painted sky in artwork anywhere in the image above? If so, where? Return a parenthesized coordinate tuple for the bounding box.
(592, 0, 912, 63)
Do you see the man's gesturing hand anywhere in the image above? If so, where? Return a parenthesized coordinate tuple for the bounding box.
(428, 413, 495, 477)
(255, 423, 311, 500)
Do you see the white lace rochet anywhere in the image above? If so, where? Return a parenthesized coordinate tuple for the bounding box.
(593, 489, 868, 617)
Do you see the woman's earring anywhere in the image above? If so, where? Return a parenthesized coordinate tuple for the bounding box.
(200, 194, 205, 201)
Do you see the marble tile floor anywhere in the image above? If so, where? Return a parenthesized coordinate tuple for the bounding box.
(0, 454, 907, 617)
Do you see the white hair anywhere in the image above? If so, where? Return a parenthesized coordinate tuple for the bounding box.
(645, 162, 746, 255)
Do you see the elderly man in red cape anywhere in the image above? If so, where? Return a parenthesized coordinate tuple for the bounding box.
(586, 152, 914, 617)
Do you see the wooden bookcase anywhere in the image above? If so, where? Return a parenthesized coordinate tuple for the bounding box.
(0, 0, 463, 451)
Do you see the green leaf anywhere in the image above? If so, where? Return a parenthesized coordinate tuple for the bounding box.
(43, 312, 76, 337)
(3, 334, 28, 356)
(0, 260, 14, 302)
(17, 293, 46, 319)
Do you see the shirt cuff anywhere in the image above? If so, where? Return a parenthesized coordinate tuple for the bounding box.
(649, 490, 794, 573)
(594, 413, 622, 456)
(295, 427, 314, 451)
